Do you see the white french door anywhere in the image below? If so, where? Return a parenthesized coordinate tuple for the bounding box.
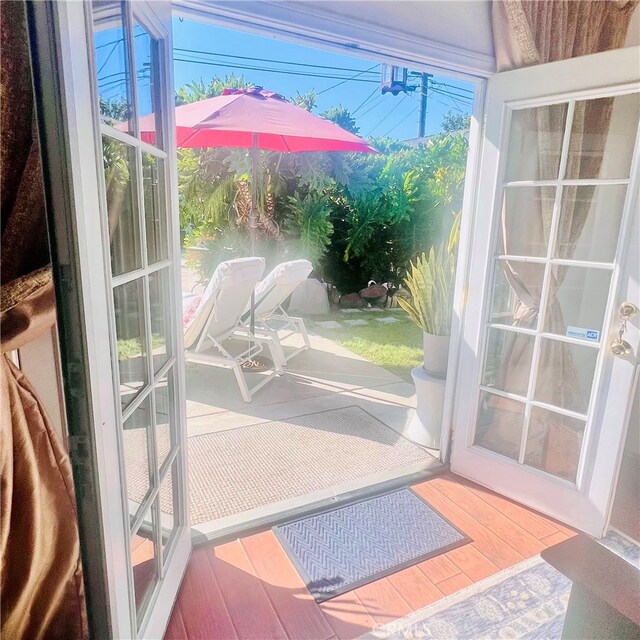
(451, 47, 640, 537)
(44, 1, 190, 637)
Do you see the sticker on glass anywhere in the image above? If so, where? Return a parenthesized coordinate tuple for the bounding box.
(566, 326, 600, 342)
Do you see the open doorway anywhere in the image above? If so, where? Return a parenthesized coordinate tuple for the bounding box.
(95, 12, 476, 540)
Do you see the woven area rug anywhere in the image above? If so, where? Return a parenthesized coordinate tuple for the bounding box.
(274, 489, 469, 602)
(362, 556, 572, 640)
(123, 405, 435, 524)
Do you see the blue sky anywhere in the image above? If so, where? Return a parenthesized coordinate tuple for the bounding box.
(172, 18, 474, 140)
(94, 17, 474, 140)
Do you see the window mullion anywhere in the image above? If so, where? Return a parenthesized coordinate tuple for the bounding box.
(123, 1, 140, 139)
(517, 99, 576, 465)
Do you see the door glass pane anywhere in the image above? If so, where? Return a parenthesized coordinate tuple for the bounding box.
(525, 407, 585, 482)
(103, 137, 141, 275)
(92, 1, 133, 132)
(555, 185, 627, 263)
(482, 328, 534, 397)
(154, 371, 174, 469)
(505, 103, 568, 181)
(565, 93, 640, 180)
(149, 269, 171, 374)
(159, 461, 179, 563)
(133, 22, 161, 148)
(489, 260, 545, 328)
(534, 338, 598, 415)
(499, 187, 555, 257)
(131, 507, 158, 623)
(475, 391, 525, 460)
(543, 266, 611, 341)
(143, 154, 168, 263)
(115, 279, 148, 408)
(123, 396, 152, 521)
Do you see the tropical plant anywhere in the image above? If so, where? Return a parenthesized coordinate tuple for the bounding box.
(441, 110, 471, 133)
(398, 212, 461, 336)
(175, 74, 251, 105)
(173, 73, 469, 291)
(285, 192, 334, 265)
(291, 90, 318, 112)
(320, 105, 360, 134)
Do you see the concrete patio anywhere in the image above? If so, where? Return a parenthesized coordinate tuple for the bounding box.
(178, 263, 441, 538)
(183, 324, 442, 539)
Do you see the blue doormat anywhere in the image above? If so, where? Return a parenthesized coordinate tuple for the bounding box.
(274, 488, 470, 602)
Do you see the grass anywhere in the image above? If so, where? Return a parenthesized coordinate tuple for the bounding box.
(117, 335, 166, 360)
(312, 311, 423, 380)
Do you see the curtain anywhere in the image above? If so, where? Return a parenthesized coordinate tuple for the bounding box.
(482, 1, 638, 475)
(1, 2, 88, 638)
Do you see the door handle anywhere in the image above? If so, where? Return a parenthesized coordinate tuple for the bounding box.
(610, 302, 637, 357)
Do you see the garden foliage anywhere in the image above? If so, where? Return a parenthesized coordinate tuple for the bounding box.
(176, 77, 468, 294)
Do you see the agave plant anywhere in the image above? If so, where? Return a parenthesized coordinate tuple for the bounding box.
(398, 213, 460, 336)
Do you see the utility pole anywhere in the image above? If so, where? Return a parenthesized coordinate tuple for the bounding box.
(418, 73, 431, 138)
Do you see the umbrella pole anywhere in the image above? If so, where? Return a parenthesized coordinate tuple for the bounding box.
(249, 134, 258, 335)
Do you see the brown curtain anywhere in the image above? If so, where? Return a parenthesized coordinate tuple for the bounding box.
(1, 2, 88, 638)
(482, 1, 638, 475)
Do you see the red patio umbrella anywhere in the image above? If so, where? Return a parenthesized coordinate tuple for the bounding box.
(137, 87, 377, 252)
(140, 87, 376, 153)
(137, 87, 377, 338)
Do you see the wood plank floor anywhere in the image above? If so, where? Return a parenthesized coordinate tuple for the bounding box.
(165, 472, 576, 640)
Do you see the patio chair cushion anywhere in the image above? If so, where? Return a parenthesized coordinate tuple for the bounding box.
(247, 259, 313, 321)
(184, 257, 265, 349)
(182, 293, 202, 329)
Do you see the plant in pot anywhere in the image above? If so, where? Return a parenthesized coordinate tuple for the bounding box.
(398, 214, 459, 378)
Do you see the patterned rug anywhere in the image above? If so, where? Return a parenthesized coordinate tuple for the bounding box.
(123, 405, 435, 524)
(274, 489, 469, 602)
(598, 528, 640, 568)
(362, 556, 571, 639)
(363, 532, 640, 640)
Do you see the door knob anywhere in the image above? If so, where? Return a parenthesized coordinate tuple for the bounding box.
(610, 302, 637, 357)
(619, 302, 638, 320)
(610, 338, 633, 356)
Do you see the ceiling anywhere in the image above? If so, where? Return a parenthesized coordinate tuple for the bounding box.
(174, 1, 496, 77)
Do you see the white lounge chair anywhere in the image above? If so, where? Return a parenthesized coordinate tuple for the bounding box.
(184, 257, 283, 403)
(241, 259, 313, 367)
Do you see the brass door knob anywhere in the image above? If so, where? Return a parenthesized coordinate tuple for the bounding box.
(610, 302, 637, 357)
(619, 302, 638, 320)
(610, 338, 633, 356)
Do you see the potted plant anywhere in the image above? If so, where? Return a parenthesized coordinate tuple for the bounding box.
(398, 214, 459, 378)
(396, 215, 459, 449)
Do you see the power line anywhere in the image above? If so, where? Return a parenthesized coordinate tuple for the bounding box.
(417, 86, 472, 104)
(351, 86, 380, 116)
(380, 97, 416, 137)
(432, 88, 468, 113)
(430, 80, 474, 95)
(174, 46, 379, 76)
(97, 41, 120, 75)
(316, 63, 380, 95)
(174, 55, 380, 84)
(366, 93, 408, 137)
(357, 94, 387, 119)
(430, 87, 472, 109)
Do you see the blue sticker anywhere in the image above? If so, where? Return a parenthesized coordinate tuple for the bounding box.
(567, 326, 600, 342)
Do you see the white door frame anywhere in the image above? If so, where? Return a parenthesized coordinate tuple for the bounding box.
(451, 46, 640, 536)
(29, 1, 191, 637)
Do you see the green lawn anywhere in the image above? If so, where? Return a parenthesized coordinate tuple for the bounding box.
(312, 312, 423, 380)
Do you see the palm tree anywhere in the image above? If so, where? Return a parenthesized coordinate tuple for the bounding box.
(175, 74, 252, 105)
